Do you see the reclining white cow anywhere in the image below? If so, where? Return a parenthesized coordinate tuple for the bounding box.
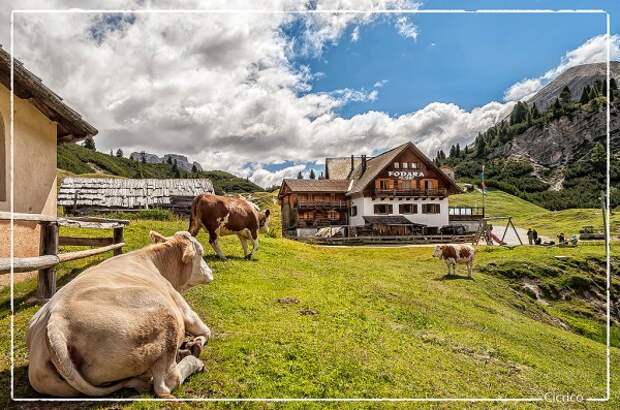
(27, 231, 213, 398)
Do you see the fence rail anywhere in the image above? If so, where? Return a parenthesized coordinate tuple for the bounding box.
(308, 234, 476, 245)
(0, 212, 128, 301)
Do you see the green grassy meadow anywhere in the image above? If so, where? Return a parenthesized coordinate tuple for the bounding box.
(452, 189, 620, 238)
(0, 191, 618, 409)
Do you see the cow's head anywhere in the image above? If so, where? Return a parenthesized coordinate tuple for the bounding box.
(259, 209, 271, 234)
(149, 230, 213, 291)
(432, 245, 444, 259)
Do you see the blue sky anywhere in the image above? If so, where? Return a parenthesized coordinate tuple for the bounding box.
(293, 7, 610, 116)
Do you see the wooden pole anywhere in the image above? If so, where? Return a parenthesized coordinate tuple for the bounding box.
(113, 227, 124, 256)
(37, 221, 58, 301)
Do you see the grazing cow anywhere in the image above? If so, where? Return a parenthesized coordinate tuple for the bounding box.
(27, 231, 213, 398)
(432, 244, 475, 277)
(189, 193, 271, 260)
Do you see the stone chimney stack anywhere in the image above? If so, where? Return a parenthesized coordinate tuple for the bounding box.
(361, 155, 367, 174)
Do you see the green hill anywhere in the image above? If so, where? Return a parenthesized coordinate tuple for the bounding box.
(452, 189, 620, 238)
(57, 143, 263, 194)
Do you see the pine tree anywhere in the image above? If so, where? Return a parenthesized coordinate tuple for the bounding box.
(579, 85, 591, 104)
(141, 156, 146, 164)
(475, 134, 486, 157)
(116, 149, 123, 158)
(455, 143, 461, 157)
(309, 169, 316, 179)
(509, 101, 529, 125)
(559, 85, 572, 104)
(552, 97, 562, 113)
(83, 136, 96, 150)
(191, 164, 198, 174)
(591, 142, 605, 171)
(611, 78, 618, 91)
(171, 161, 179, 175)
(449, 145, 456, 158)
(296, 171, 303, 179)
(167, 156, 173, 165)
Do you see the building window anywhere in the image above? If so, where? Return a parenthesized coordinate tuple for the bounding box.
(422, 204, 440, 214)
(374, 204, 393, 214)
(402, 162, 408, 169)
(0, 114, 5, 202)
(394, 162, 399, 168)
(410, 162, 417, 169)
(350, 206, 358, 217)
(328, 210, 339, 220)
(378, 179, 389, 190)
(399, 204, 417, 214)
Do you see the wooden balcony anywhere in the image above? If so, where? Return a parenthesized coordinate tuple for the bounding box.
(296, 200, 347, 209)
(373, 188, 447, 198)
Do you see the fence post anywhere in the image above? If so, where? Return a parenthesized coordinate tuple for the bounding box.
(37, 221, 58, 301)
(113, 227, 124, 256)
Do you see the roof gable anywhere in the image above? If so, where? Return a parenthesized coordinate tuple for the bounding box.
(347, 142, 460, 195)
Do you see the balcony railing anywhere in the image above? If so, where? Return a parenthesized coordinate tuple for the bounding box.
(373, 188, 447, 198)
(297, 200, 347, 209)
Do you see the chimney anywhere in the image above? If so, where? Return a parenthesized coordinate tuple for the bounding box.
(350, 155, 355, 173)
(361, 155, 367, 174)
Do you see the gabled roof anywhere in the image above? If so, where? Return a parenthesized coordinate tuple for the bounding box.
(280, 179, 351, 195)
(346, 142, 461, 195)
(0, 46, 98, 142)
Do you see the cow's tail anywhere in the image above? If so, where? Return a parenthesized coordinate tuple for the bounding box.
(46, 312, 141, 396)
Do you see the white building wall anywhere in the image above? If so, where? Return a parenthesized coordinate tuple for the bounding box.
(349, 196, 449, 227)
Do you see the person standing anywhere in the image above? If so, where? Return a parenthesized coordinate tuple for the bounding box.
(532, 229, 539, 245)
(527, 228, 533, 245)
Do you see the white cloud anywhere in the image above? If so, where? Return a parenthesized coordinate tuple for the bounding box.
(504, 34, 620, 101)
(394, 16, 418, 40)
(250, 164, 306, 188)
(373, 79, 388, 88)
(351, 26, 360, 42)
(2, 0, 516, 189)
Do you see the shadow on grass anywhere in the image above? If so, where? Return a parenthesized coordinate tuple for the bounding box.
(1, 364, 151, 408)
(434, 274, 475, 281)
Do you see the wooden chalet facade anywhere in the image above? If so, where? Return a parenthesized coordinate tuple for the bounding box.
(279, 142, 464, 238)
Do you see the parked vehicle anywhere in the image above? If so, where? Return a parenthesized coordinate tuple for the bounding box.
(440, 224, 467, 235)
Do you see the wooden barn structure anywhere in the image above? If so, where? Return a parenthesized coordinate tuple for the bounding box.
(58, 177, 214, 215)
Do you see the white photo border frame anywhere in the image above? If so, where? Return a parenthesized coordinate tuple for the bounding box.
(8, 7, 613, 404)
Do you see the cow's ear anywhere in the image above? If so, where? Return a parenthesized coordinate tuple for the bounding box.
(181, 240, 196, 264)
(149, 231, 167, 244)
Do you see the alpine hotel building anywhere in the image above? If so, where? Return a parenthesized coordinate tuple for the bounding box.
(279, 142, 462, 238)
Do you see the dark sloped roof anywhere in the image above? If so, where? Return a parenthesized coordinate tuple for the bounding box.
(347, 142, 460, 195)
(363, 215, 425, 225)
(0, 46, 98, 142)
(281, 179, 351, 193)
(325, 157, 361, 179)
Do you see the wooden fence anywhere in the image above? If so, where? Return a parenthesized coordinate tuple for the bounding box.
(0, 212, 128, 301)
(308, 234, 477, 246)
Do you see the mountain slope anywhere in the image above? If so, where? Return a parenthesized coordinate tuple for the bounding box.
(529, 61, 620, 111)
(57, 143, 263, 194)
(440, 62, 620, 210)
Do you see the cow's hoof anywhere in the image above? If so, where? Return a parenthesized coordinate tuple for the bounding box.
(189, 341, 203, 358)
(244, 254, 252, 260)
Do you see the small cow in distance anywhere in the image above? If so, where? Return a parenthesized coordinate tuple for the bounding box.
(27, 231, 213, 398)
(432, 244, 475, 277)
(189, 193, 270, 260)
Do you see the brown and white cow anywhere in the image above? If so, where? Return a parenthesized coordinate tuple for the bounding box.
(27, 231, 213, 398)
(189, 193, 270, 260)
(432, 244, 475, 277)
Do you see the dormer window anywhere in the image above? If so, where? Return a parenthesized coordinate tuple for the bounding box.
(394, 162, 399, 168)
(402, 162, 408, 169)
(410, 162, 417, 169)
